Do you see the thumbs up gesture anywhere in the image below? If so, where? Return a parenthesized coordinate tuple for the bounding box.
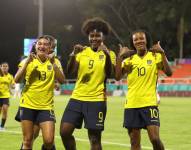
(150, 41, 165, 54)
(118, 44, 135, 58)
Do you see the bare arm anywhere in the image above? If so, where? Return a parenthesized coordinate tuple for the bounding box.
(151, 41, 172, 77)
(98, 43, 112, 78)
(67, 44, 84, 75)
(67, 55, 79, 75)
(115, 45, 134, 80)
(48, 53, 65, 84)
(53, 63, 65, 84)
(14, 53, 35, 83)
(160, 53, 172, 76)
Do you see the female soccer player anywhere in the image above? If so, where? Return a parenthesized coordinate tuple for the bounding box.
(115, 30, 172, 150)
(60, 17, 112, 150)
(0, 62, 14, 130)
(14, 35, 65, 150)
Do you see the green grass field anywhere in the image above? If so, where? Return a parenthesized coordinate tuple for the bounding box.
(0, 96, 191, 150)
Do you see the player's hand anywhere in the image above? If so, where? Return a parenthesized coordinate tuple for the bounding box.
(123, 61, 133, 74)
(150, 41, 165, 54)
(118, 44, 134, 58)
(48, 52, 56, 64)
(98, 42, 109, 55)
(72, 44, 84, 55)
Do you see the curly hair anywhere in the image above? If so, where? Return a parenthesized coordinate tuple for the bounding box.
(81, 17, 110, 36)
(129, 30, 153, 50)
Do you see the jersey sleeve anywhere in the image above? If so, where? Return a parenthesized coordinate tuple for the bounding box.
(55, 58, 63, 72)
(18, 58, 27, 68)
(109, 50, 116, 66)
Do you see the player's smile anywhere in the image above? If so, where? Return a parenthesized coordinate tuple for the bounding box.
(36, 39, 50, 56)
(133, 32, 147, 51)
(89, 31, 103, 50)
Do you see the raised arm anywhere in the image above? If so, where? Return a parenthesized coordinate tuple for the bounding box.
(48, 53, 65, 84)
(115, 45, 135, 80)
(14, 53, 35, 83)
(151, 41, 172, 77)
(67, 44, 84, 75)
(97, 43, 112, 78)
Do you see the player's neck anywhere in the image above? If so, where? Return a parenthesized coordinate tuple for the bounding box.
(37, 55, 47, 63)
(91, 47, 98, 52)
(137, 49, 147, 58)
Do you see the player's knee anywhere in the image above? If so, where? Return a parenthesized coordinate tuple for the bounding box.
(130, 138, 141, 148)
(89, 136, 100, 145)
(41, 143, 55, 150)
(23, 138, 33, 148)
(60, 129, 71, 139)
(43, 138, 54, 148)
(151, 138, 161, 147)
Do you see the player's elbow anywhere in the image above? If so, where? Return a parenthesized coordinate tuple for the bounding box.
(166, 71, 172, 77)
(165, 69, 173, 77)
(115, 75, 121, 81)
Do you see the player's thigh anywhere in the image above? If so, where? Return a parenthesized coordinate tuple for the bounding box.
(33, 124, 40, 140)
(2, 104, 9, 112)
(128, 128, 141, 143)
(38, 110, 55, 141)
(20, 107, 37, 140)
(61, 99, 83, 129)
(146, 125, 160, 141)
(40, 121, 55, 143)
(21, 120, 34, 141)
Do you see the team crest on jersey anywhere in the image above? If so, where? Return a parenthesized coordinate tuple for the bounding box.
(99, 55, 104, 60)
(47, 65, 52, 70)
(147, 60, 152, 65)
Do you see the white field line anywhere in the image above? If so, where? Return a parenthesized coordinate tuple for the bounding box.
(2, 130, 171, 150)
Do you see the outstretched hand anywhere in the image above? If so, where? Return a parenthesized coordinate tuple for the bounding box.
(150, 41, 165, 54)
(118, 44, 135, 58)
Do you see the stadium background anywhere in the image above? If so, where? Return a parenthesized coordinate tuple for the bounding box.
(0, 0, 191, 149)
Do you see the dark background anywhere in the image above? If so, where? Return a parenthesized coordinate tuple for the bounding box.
(1, 0, 191, 76)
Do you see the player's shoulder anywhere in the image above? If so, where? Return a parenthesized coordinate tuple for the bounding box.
(8, 73, 13, 78)
(109, 50, 116, 55)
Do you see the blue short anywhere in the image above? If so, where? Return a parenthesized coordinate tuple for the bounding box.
(20, 107, 56, 124)
(15, 107, 21, 122)
(61, 99, 107, 131)
(0, 98, 9, 106)
(123, 106, 160, 129)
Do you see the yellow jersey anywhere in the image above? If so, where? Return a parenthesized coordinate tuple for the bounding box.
(71, 47, 108, 101)
(0, 73, 14, 98)
(122, 52, 162, 108)
(109, 50, 116, 66)
(19, 57, 62, 110)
